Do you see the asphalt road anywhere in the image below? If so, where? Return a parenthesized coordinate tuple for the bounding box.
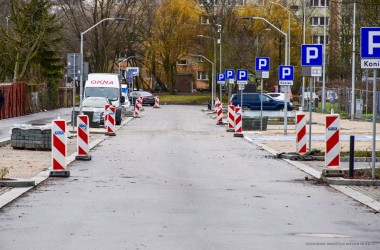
(1, 105, 380, 250)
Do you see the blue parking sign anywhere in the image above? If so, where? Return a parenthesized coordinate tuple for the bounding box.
(278, 66, 294, 86)
(361, 27, 380, 58)
(301, 44, 323, 66)
(225, 69, 234, 84)
(361, 27, 380, 69)
(217, 73, 225, 84)
(236, 69, 248, 84)
(255, 57, 270, 71)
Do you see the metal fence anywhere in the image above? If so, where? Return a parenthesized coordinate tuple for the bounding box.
(300, 86, 377, 120)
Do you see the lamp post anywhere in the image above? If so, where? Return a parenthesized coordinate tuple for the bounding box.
(240, 16, 289, 135)
(197, 35, 216, 106)
(240, 17, 288, 66)
(216, 24, 223, 101)
(322, 0, 328, 113)
(301, 0, 306, 110)
(189, 53, 215, 107)
(117, 56, 135, 77)
(351, 2, 356, 120)
(269, 1, 291, 65)
(79, 17, 127, 114)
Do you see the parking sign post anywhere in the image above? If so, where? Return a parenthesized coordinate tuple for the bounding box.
(255, 57, 270, 131)
(301, 44, 323, 153)
(236, 69, 248, 113)
(361, 27, 380, 179)
(278, 65, 294, 135)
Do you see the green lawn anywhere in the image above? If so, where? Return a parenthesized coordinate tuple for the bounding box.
(157, 93, 228, 105)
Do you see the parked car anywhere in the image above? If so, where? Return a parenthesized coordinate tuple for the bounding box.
(129, 91, 155, 106)
(229, 93, 294, 111)
(267, 92, 293, 102)
(77, 97, 110, 127)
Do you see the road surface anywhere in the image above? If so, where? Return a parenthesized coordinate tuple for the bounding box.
(0, 105, 379, 249)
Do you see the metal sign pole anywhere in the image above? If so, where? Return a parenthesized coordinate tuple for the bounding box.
(309, 77, 313, 152)
(261, 78, 263, 131)
(372, 69, 377, 179)
(72, 56, 76, 132)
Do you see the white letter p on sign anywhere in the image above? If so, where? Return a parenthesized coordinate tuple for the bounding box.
(369, 31, 380, 55)
(239, 71, 246, 79)
(283, 68, 291, 77)
(259, 59, 267, 69)
(306, 47, 318, 63)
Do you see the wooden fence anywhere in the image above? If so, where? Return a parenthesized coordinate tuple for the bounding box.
(0, 82, 26, 120)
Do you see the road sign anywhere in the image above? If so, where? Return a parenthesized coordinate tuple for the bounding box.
(67, 53, 82, 77)
(255, 57, 270, 71)
(217, 73, 226, 84)
(361, 27, 380, 69)
(236, 69, 248, 85)
(301, 44, 323, 66)
(278, 66, 294, 85)
(225, 69, 234, 84)
(126, 67, 139, 76)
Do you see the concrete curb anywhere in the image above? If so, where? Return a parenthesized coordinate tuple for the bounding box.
(322, 177, 380, 186)
(0, 116, 134, 209)
(246, 136, 380, 212)
(0, 179, 35, 188)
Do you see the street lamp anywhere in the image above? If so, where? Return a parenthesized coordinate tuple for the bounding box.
(269, 1, 291, 65)
(79, 17, 127, 114)
(189, 53, 215, 107)
(216, 24, 224, 101)
(197, 35, 217, 106)
(117, 56, 135, 77)
(240, 16, 289, 135)
(240, 16, 288, 66)
(255, 28, 272, 57)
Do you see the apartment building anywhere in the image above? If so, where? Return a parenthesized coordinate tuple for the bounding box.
(183, 0, 333, 93)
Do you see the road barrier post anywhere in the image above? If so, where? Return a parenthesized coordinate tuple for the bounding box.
(227, 103, 235, 132)
(296, 112, 307, 154)
(50, 119, 70, 177)
(106, 106, 116, 136)
(76, 115, 91, 161)
(326, 112, 340, 167)
(234, 106, 243, 137)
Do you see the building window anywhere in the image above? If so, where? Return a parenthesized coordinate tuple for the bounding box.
(312, 35, 329, 45)
(310, 17, 329, 26)
(177, 59, 187, 65)
(310, 0, 329, 7)
(197, 71, 209, 80)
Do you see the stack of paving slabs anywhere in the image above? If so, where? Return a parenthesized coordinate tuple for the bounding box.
(11, 124, 52, 150)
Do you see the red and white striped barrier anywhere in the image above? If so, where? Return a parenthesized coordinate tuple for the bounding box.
(214, 99, 220, 112)
(104, 104, 110, 128)
(50, 119, 70, 177)
(325, 114, 340, 168)
(296, 113, 307, 154)
(217, 102, 223, 125)
(227, 104, 235, 132)
(106, 106, 116, 136)
(234, 106, 243, 137)
(134, 98, 142, 117)
(154, 96, 160, 108)
(76, 115, 91, 161)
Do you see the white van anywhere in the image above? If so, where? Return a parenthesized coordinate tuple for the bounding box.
(84, 73, 125, 125)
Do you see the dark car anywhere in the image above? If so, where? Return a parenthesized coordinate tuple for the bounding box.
(129, 91, 156, 106)
(229, 93, 294, 111)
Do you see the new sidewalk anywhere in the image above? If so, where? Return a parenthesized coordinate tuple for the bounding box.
(242, 111, 380, 212)
(0, 108, 132, 208)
